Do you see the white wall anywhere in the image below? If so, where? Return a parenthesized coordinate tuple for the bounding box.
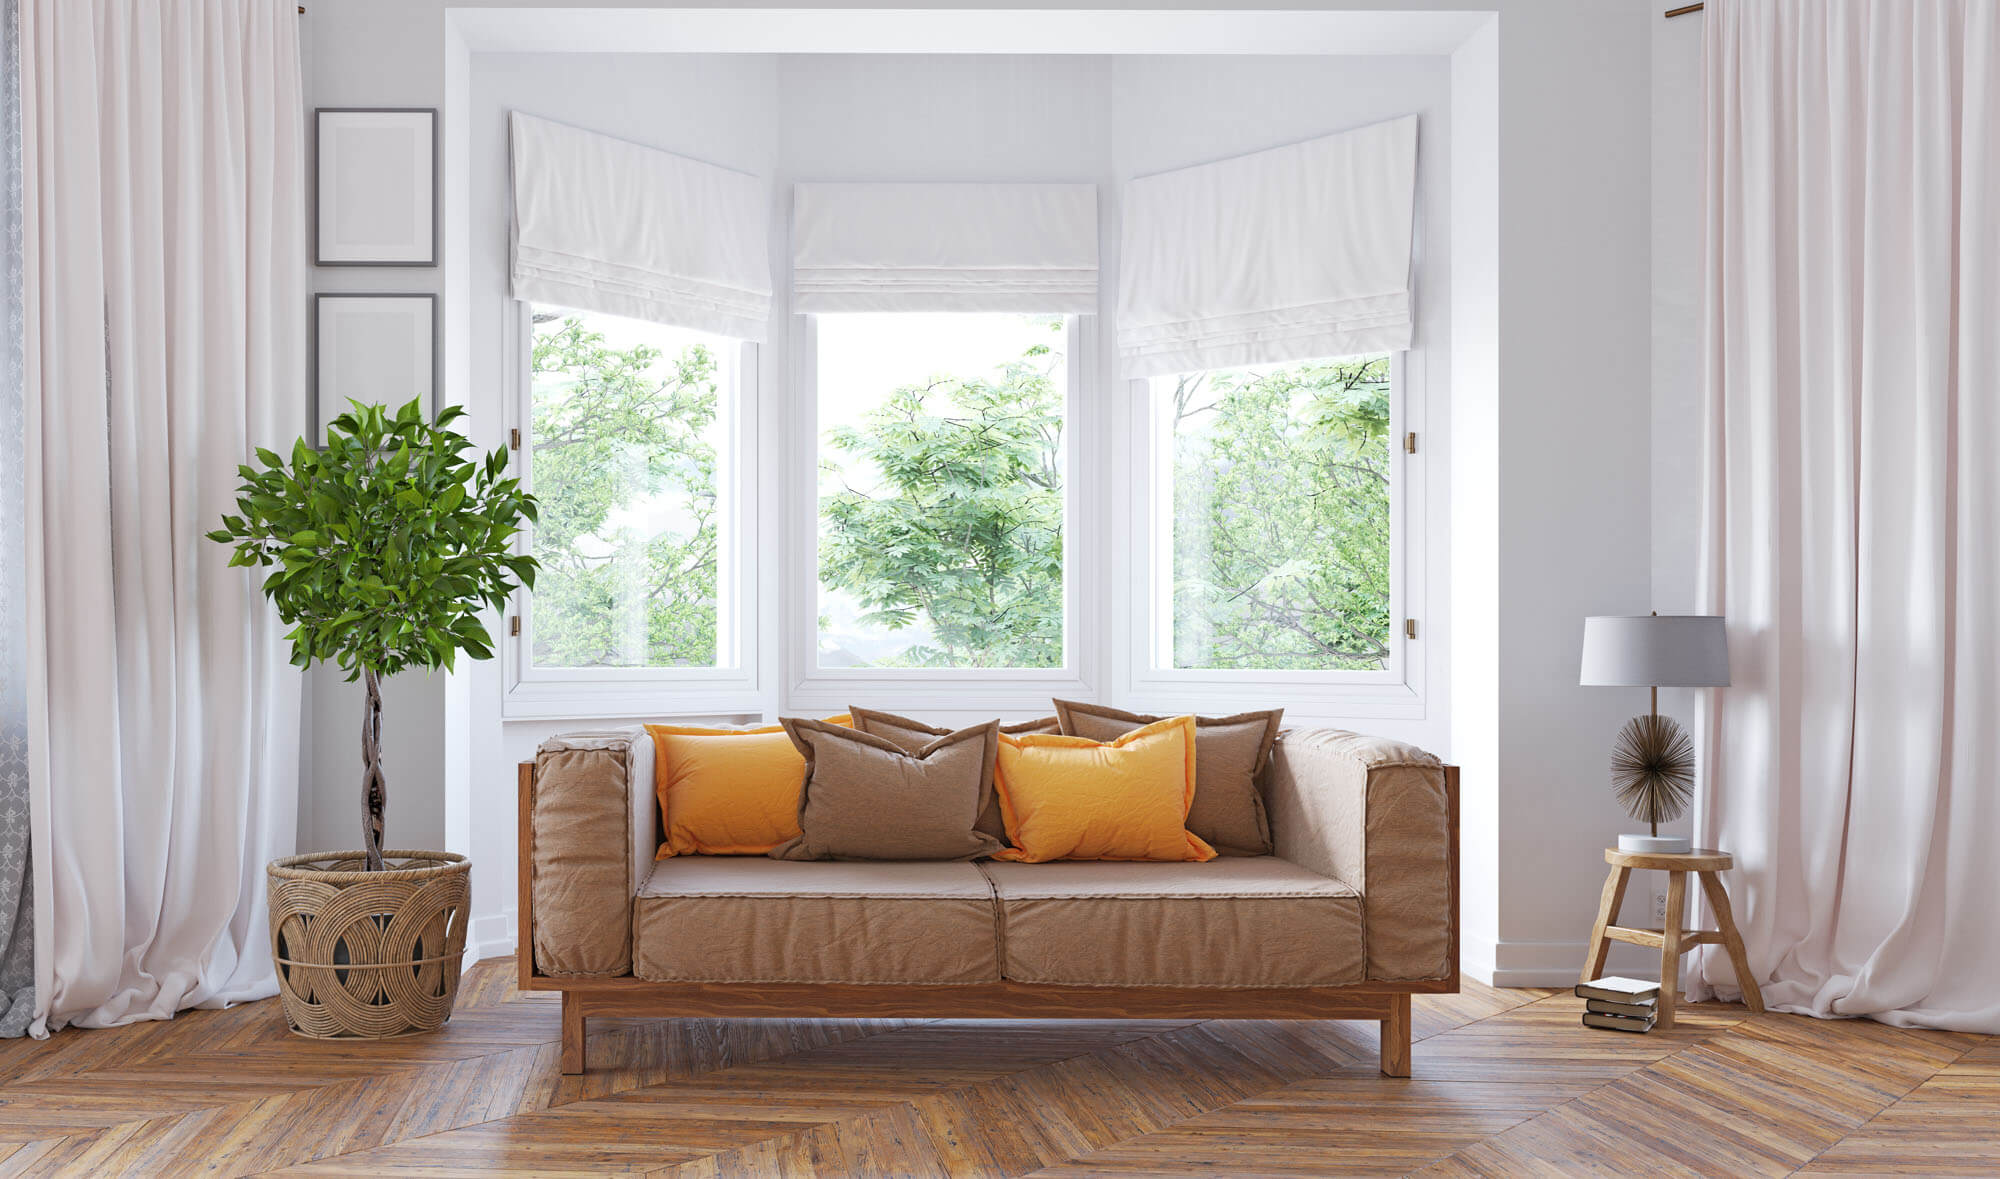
(299, 0, 1666, 987)
(301, 1, 455, 857)
(1513, 0, 1655, 982)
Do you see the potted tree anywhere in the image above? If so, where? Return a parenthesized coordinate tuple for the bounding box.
(208, 399, 536, 1038)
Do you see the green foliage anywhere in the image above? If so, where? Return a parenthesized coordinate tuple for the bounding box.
(818, 331, 1065, 668)
(527, 314, 720, 668)
(1170, 356, 1392, 670)
(205, 399, 538, 679)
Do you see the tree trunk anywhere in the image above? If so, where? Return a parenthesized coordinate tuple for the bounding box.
(360, 668, 386, 871)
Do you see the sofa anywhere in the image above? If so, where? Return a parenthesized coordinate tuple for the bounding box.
(517, 725, 1458, 1076)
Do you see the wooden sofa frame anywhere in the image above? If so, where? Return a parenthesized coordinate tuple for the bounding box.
(517, 762, 1459, 1077)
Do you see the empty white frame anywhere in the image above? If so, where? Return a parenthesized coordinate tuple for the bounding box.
(315, 108, 437, 266)
(314, 294, 437, 437)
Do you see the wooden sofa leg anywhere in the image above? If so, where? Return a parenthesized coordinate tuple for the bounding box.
(561, 992, 586, 1075)
(1380, 994, 1411, 1077)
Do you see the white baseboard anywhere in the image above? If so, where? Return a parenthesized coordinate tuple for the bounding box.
(467, 908, 517, 970)
(1462, 937, 1664, 989)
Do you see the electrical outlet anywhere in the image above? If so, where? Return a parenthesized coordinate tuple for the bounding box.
(1652, 888, 1669, 926)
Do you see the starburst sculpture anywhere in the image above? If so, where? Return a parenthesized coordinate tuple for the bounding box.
(1610, 713, 1695, 835)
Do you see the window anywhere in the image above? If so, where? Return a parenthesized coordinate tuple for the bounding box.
(812, 312, 1068, 670)
(525, 306, 738, 671)
(1149, 354, 1397, 674)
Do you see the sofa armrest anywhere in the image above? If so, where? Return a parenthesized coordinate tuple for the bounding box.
(520, 731, 649, 978)
(1266, 729, 1457, 982)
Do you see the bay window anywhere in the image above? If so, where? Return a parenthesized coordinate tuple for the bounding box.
(1152, 354, 1395, 674)
(812, 312, 1070, 670)
(525, 308, 739, 672)
(502, 116, 1427, 718)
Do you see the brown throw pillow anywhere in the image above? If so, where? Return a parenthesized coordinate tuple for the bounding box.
(848, 708, 1057, 843)
(770, 718, 1004, 862)
(1052, 701, 1283, 855)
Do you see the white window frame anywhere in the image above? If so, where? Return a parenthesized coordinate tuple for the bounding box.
(1122, 349, 1427, 720)
(501, 301, 764, 720)
(785, 312, 1100, 713)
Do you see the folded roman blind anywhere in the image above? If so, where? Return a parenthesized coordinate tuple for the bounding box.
(1117, 114, 1418, 378)
(792, 183, 1098, 313)
(509, 111, 771, 341)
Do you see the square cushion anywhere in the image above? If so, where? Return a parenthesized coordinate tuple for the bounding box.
(632, 858, 1000, 984)
(771, 719, 1003, 861)
(645, 716, 850, 858)
(847, 708, 1059, 843)
(1054, 701, 1282, 855)
(982, 858, 1362, 987)
(994, 717, 1214, 863)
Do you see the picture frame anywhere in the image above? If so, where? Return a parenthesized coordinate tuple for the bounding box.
(314, 108, 438, 266)
(313, 293, 438, 439)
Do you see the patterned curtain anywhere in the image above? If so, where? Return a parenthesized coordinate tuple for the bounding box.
(0, 0, 36, 1038)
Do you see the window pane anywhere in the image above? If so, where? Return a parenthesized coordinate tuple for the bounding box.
(1162, 355, 1392, 671)
(816, 312, 1066, 669)
(528, 307, 730, 669)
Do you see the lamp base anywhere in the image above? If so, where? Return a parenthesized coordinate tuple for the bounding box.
(1618, 833, 1692, 854)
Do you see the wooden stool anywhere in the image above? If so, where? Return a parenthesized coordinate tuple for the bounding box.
(1581, 847, 1764, 1029)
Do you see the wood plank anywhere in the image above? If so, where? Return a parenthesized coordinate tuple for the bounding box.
(0, 960, 1988, 1179)
(1604, 925, 1723, 950)
(569, 980, 1410, 1020)
(1382, 993, 1412, 1077)
(1581, 864, 1631, 983)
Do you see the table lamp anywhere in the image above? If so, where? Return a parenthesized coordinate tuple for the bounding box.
(1579, 614, 1730, 854)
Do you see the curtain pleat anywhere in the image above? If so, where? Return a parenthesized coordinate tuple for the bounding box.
(22, 0, 305, 1033)
(792, 182, 1098, 313)
(510, 111, 772, 339)
(0, 0, 36, 1040)
(1116, 115, 1417, 379)
(1695, 0, 2000, 1032)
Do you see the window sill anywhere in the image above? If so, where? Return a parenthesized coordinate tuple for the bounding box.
(502, 677, 765, 722)
(785, 670, 1099, 716)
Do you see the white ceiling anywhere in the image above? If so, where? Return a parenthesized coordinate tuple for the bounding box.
(447, 7, 1492, 56)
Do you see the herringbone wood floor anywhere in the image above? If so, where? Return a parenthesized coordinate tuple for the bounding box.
(0, 962, 1989, 1177)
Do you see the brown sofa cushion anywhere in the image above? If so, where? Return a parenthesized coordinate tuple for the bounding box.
(1053, 701, 1282, 856)
(530, 738, 636, 977)
(1267, 729, 1451, 981)
(771, 719, 1003, 862)
(847, 708, 1059, 842)
(982, 858, 1362, 987)
(632, 858, 1000, 984)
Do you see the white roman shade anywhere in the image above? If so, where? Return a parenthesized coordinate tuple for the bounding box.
(792, 183, 1098, 312)
(1118, 114, 1418, 378)
(509, 111, 771, 341)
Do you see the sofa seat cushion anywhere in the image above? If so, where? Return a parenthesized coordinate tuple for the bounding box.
(982, 858, 1363, 988)
(632, 858, 1000, 984)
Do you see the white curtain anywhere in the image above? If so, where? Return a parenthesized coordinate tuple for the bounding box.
(510, 111, 771, 340)
(22, 0, 306, 1032)
(792, 183, 1098, 313)
(1693, 0, 2000, 1033)
(0, 0, 34, 1040)
(1117, 115, 1417, 379)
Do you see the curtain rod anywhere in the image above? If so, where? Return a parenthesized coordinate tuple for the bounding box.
(1665, 3, 1703, 16)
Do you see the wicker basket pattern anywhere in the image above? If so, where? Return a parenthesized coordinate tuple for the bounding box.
(267, 851, 471, 1039)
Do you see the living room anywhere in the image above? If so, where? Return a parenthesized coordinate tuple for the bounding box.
(3, 0, 1993, 1174)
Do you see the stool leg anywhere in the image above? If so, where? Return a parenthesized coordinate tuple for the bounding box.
(1699, 869, 1764, 1013)
(1657, 870, 1688, 1029)
(1581, 865, 1632, 984)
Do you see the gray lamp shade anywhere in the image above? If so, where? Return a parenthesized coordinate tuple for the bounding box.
(1579, 615, 1730, 687)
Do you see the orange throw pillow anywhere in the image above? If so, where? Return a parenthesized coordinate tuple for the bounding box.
(993, 716, 1216, 863)
(646, 716, 851, 858)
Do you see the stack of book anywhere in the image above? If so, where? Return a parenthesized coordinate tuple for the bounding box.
(1576, 976, 1661, 1032)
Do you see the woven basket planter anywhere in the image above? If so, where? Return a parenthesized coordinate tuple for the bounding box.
(267, 850, 471, 1039)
